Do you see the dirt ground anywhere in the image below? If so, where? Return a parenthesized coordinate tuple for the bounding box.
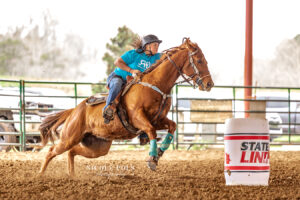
(0, 149, 300, 200)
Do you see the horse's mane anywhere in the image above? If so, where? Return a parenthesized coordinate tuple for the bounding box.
(141, 45, 185, 76)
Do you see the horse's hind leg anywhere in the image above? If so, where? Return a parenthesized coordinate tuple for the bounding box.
(68, 135, 112, 176)
(39, 131, 86, 175)
(39, 101, 87, 175)
(39, 145, 56, 174)
(39, 140, 73, 175)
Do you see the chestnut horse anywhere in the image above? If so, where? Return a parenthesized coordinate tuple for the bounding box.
(38, 38, 214, 176)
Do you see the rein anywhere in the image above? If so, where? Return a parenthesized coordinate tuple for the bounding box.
(165, 48, 211, 89)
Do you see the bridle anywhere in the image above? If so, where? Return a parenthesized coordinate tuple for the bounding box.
(165, 42, 211, 89)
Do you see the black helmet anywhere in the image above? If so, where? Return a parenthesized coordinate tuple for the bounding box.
(141, 34, 162, 49)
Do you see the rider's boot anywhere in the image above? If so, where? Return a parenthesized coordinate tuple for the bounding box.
(102, 105, 114, 124)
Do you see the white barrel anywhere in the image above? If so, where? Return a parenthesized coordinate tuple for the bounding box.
(224, 118, 270, 186)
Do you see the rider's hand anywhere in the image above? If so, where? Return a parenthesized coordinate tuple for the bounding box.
(130, 69, 141, 76)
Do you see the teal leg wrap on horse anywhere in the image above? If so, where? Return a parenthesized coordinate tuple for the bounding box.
(160, 133, 174, 152)
(149, 139, 158, 156)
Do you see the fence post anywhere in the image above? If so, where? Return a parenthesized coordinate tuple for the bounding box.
(20, 80, 26, 151)
(175, 84, 179, 149)
(74, 83, 78, 106)
(22, 80, 26, 151)
(288, 88, 291, 144)
(171, 88, 175, 150)
(19, 80, 24, 151)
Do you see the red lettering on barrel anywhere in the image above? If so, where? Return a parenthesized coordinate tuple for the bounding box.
(254, 151, 263, 163)
(249, 151, 255, 163)
(240, 151, 248, 163)
(240, 151, 270, 163)
(263, 152, 270, 163)
(225, 153, 231, 164)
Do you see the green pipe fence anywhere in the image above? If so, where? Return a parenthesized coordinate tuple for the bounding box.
(1, 79, 300, 151)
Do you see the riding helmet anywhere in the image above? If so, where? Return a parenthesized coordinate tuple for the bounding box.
(141, 34, 162, 49)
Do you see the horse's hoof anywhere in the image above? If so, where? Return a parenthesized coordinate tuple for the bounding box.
(147, 161, 157, 171)
(147, 156, 158, 171)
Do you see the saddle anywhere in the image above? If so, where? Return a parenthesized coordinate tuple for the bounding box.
(86, 94, 107, 106)
(86, 76, 138, 107)
(86, 75, 143, 136)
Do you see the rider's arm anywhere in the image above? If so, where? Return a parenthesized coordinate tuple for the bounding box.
(114, 58, 140, 75)
(114, 58, 132, 73)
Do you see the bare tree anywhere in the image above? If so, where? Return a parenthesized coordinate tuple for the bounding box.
(0, 10, 88, 80)
(254, 34, 300, 87)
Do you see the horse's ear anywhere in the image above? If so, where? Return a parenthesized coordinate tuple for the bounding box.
(183, 38, 197, 50)
(182, 37, 191, 44)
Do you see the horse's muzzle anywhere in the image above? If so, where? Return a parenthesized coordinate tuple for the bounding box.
(205, 81, 214, 91)
(198, 79, 214, 92)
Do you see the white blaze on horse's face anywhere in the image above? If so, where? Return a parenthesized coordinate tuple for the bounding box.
(195, 56, 214, 92)
(184, 43, 214, 92)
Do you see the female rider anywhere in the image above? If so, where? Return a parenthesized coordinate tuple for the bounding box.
(102, 34, 162, 144)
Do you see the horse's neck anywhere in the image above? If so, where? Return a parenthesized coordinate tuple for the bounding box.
(142, 50, 187, 94)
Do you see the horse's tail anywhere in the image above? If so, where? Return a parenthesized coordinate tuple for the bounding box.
(39, 108, 74, 146)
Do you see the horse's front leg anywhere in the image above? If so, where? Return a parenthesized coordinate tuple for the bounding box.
(131, 108, 160, 171)
(154, 117, 176, 160)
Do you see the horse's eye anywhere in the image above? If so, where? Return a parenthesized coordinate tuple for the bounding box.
(197, 60, 202, 64)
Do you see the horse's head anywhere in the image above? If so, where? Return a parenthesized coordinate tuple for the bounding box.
(180, 38, 214, 91)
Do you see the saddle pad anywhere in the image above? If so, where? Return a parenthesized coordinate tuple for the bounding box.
(86, 95, 107, 106)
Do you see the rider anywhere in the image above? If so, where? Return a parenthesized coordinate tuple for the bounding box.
(102, 34, 162, 144)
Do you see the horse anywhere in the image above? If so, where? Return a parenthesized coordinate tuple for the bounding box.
(38, 38, 214, 176)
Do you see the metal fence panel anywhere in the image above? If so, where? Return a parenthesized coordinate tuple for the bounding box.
(1, 79, 300, 151)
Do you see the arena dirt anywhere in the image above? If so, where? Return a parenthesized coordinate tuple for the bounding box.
(0, 149, 300, 199)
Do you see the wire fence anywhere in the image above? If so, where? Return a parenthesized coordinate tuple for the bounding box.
(1, 79, 300, 151)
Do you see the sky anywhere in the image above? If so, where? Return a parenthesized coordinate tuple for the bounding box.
(0, 0, 300, 83)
